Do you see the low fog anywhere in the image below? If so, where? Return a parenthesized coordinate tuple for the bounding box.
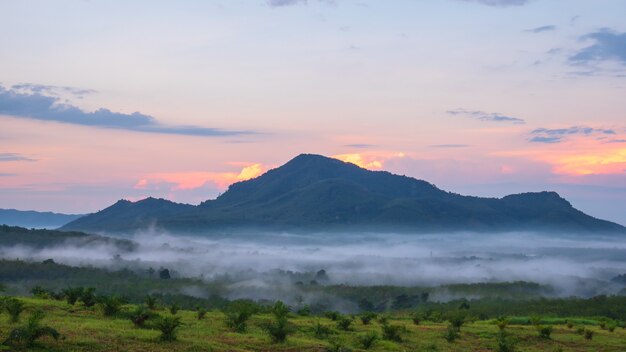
(2, 231, 625, 302)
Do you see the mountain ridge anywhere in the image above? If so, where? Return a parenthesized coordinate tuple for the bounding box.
(0, 208, 84, 229)
(61, 154, 626, 234)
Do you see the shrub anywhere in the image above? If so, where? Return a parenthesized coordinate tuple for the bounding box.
(80, 287, 97, 307)
(607, 322, 616, 332)
(381, 323, 403, 342)
(576, 327, 585, 335)
(357, 331, 378, 349)
(537, 325, 553, 339)
(530, 315, 542, 326)
(3, 310, 60, 347)
(169, 303, 180, 315)
(443, 324, 459, 343)
(360, 312, 377, 325)
(496, 331, 516, 352)
(30, 286, 50, 299)
(584, 329, 594, 340)
(297, 305, 311, 316)
(98, 295, 123, 317)
(448, 314, 465, 331)
(496, 317, 509, 331)
(378, 315, 389, 325)
(336, 317, 353, 331)
(129, 305, 151, 328)
(224, 303, 257, 333)
(5, 298, 25, 323)
(197, 307, 207, 320)
(313, 321, 334, 339)
(272, 301, 290, 319)
(412, 313, 422, 326)
(326, 340, 352, 352)
(155, 316, 182, 342)
(325, 311, 340, 321)
(266, 316, 293, 343)
(142, 295, 157, 310)
(62, 287, 83, 305)
(566, 320, 573, 329)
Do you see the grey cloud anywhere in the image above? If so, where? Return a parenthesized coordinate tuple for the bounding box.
(529, 126, 616, 144)
(570, 29, 626, 65)
(460, 0, 530, 7)
(0, 153, 36, 162)
(267, 0, 335, 7)
(525, 25, 556, 33)
(0, 85, 252, 137)
(608, 139, 626, 144)
(12, 83, 97, 98)
(447, 109, 525, 124)
(430, 144, 470, 148)
(0, 173, 17, 177)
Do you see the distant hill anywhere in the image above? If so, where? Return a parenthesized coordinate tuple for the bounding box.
(0, 209, 84, 229)
(61, 154, 626, 234)
(0, 225, 136, 251)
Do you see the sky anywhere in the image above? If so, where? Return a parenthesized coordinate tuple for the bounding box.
(1, 0, 625, 225)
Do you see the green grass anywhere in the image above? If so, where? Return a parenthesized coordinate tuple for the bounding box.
(1, 298, 625, 351)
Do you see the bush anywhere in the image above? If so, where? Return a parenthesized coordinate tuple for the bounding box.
(155, 316, 182, 342)
(169, 303, 180, 315)
(267, 316, 293, 343)
(443, 324, 459, 343)
(313, 321, 334, 339)
(62, 287, 83, 305)
(381, 323, 403, 342)
(336, 317, 353, 331)
(297, 305, 311, 316)
(412, 313, 422, 325)
(357, 331, 378, 349)
(360, 312, 377, 325)
(98, 295, 123, 317)
(537, 325, 553, 339)
(576, 327, 585, 335)
(325, 311, 340, 321)
(129, 305, 151, 328)
(145, 295, 158, 310)
(566, 320, 573, 329)
(80, 287, 97, 307)
(5, 298, 25, 323)
(30, 286, 50, 299)
(496, 331, 516, 352)
(448, 314, 465, 331)
(3, 310, 60, 347)
(224, 302, 258, 333)
(584, 329, 594, 340)
(197, 307, 207, 320)
(496, 317, 509, 331)
(272, 301, 290, 319)
(326, 340, 352, 352)
(607, 323, 616, 332)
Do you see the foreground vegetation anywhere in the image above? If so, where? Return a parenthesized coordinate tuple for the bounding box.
(1, 293, 625, 351)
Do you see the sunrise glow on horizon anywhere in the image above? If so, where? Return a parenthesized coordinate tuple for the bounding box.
(1, 0, 625, 225)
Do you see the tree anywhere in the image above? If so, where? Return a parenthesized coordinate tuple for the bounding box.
(5, 298, 25, 323)
(155, 316, 182, 342)
(159, 268, 171, 280)
(3, 310, 60, 347)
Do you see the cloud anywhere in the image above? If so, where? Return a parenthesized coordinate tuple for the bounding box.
(0, 173, 17, 177)
(447, 109, 525, 124)
(0, 153, 36, 162)
(344, 144, 377, 149)
(267, 0, 335, 7)
(570, 29, 626, 66)
(530, 126, 617, 144)
(430, 144, 470, 148)
(11, 83, 97, 98)
(0, 85, 253, 137)
(608, 139, 626, 144)
(460, 0, 530, 7)
(525, 25, 556, 33)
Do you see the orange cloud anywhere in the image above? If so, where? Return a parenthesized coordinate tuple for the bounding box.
(550, 148, 626, 176)
(133, 163, 266, 191)
(332, 152, 406, 170)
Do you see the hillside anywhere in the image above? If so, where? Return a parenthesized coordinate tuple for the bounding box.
(61, 154, 626, 234)
(0, 208, 83, 229)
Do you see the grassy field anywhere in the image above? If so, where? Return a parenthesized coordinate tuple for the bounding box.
(1, 297, 625, 352)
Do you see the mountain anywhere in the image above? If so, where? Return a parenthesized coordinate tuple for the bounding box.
(0, 209, 84, 229)
(61, 154, 626, 234)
